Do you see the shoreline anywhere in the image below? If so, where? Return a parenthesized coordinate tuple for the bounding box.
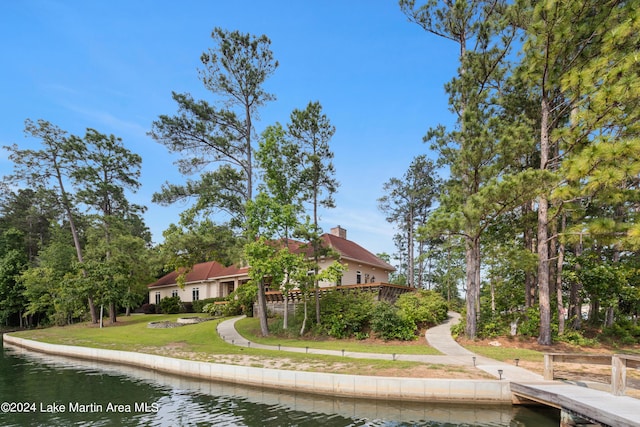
(3, 333, 512, 404)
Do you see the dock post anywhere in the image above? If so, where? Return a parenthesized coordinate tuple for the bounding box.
(611, 354, 627, 396)
(560, 410, 601, 427)
(543, 353, 554, 380)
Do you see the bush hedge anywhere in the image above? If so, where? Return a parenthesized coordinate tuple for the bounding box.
(371, 302, 416, 341)
(159, 296, 181, 314)
(395, 290, 448, 328)
(319, 290, 375, 339)
(192, 297, 227, 313)
(141, 303, 157, 314)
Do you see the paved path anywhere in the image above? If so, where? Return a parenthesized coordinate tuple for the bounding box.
(217, 311, 542, 381)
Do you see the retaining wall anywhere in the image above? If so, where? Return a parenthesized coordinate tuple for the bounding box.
(3, 334, 512, 403)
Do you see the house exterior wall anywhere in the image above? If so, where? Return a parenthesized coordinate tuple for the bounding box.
(317, 258, 390, 287)
(150, 261, 392, 304)
(150, 277, 248, 304)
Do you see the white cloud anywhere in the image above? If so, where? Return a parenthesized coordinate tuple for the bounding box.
(62, 103, 148, 137)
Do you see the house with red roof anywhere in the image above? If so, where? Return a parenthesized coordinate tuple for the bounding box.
(148, 226, 395, 304)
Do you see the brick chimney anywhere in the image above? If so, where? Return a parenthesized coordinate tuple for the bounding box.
(330, 225, 347, 239)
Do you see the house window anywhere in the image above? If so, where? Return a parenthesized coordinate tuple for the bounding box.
(155, 292, 160, 305)
(172, 289, 178, 297)
(356, 271, 362, 284)
(192, 287, 200, 301)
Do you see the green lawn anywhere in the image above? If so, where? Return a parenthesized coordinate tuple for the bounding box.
(8, 314, 456, 375)
(234, 316, 441, 355)
(464, 345, 544, 363)
(11, 314, 237, 355)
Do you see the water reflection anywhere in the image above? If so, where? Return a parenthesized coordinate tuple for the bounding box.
(1, 340, 558, 426)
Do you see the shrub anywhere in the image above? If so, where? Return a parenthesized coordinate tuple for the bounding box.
(371, 302, 416, 341)
(193, 297, 228, 313)
(395, 290, 448, 328)
(224, 282, 257, 317)
(450, 318, 465, 338)
(355, 331, 370, 340)
(159, 296, 181, 314)
(557, 330, 599, 346)
(602, 321, 640, 345)
(202, 302, 226, 317)
(479, 318, 507, 338)
(319, 290, 375, 339)
(141, 303, 156, 314)
(517, 307, 540, 337)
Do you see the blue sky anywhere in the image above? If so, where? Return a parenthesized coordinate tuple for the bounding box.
(0, 1, 457, 258)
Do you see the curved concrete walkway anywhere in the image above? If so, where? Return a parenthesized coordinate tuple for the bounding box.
(217, 311, 542, 381)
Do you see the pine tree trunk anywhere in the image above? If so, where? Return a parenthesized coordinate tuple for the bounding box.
(570, 239, 583, 330)
(464, 235, 480, 339)
(408, 209, 414, 287)
(556, 227, 566, 335)
(537, 96, 552, 346)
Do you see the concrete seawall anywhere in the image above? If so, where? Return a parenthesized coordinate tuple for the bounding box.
(3, 334, 512, 403)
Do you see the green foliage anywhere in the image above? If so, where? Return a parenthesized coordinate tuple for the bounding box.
(159, 296, 182, 314)
(0, 229, 28, 325)
(602, 321, 640, 346)
(478, 317, 508, 338)
(450, 317, 465, 339)
(140, 303, 157, 314)
(20, 229, 83, 326)
(378, 155, 439, 288)
(193, 297, 228, 313)
(556, 330, 599, 347)
(224, 282, 257, 317)
(0, 189, 60, 263)
(319, 290, 374, 339)
(518, 307, 541, 338)
(202, 302, 225, 317)
(150, 28, 278, 226)
(370, 302, 416, 341)
(160, 219, 241, 286)
(396, 290, 448, 328)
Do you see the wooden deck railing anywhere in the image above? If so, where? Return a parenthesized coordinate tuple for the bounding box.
(544, 353, 640, 396)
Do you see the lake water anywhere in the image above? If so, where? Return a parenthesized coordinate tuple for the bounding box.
(0, 339, 559, 426)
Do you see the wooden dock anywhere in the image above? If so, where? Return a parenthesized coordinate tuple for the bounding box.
(511, 381, 640, 427)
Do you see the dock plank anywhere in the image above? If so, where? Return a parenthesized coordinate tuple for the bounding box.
(511, 382, 640, 427)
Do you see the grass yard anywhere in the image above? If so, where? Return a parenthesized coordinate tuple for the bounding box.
(12, 314, 232, 354)
(9, 314, 488, 379)
(234, 317, 442, 355)
(464, 345, 544, 363)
